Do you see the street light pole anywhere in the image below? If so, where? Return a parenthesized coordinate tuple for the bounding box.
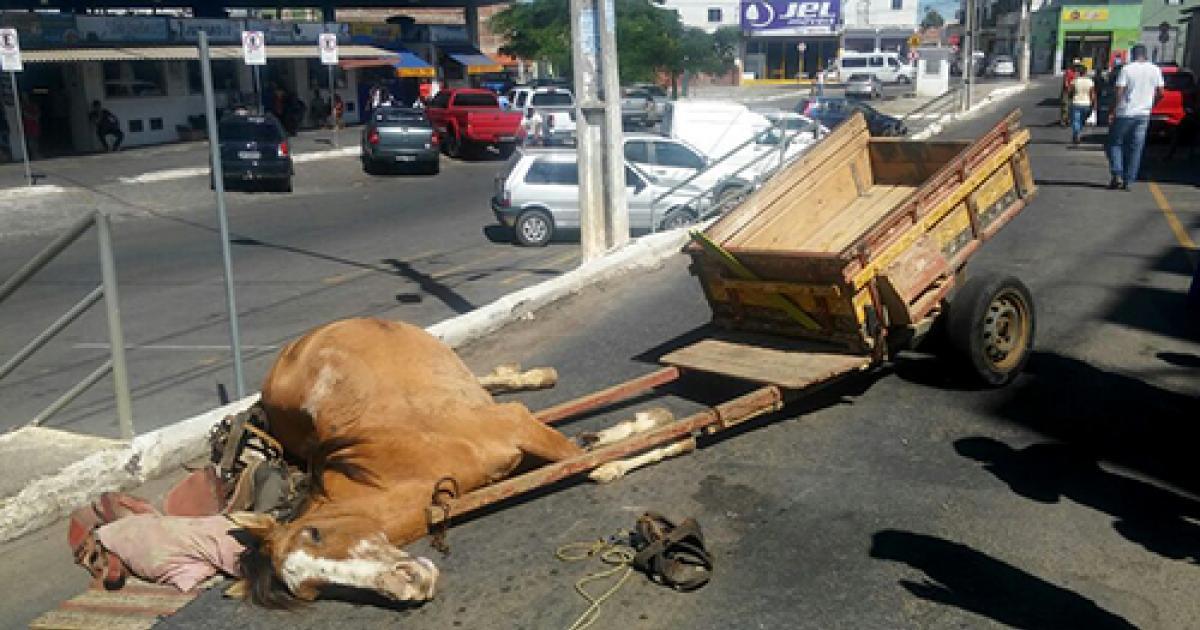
(569, 0, 608, 261)
(596, 0, 628, 249)
(1017, 0, 1031, 84)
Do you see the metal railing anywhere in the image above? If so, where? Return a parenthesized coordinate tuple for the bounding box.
(899, 85, 964, 129)
(0, 211, 134, 438)
(649, 118, 821, 231)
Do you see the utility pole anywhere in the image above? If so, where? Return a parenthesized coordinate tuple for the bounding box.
(570, 0, 608, 260)
(596, 0, 628, 249)
(1017, 0, 1031, 84)
(959, 0, 975, 112)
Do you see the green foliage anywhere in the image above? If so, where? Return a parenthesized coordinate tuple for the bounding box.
(489, 0, 739, 83)
(921, 9, 945, 28)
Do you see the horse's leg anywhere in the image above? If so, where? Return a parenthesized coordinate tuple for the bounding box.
(494, 402, 583, 462)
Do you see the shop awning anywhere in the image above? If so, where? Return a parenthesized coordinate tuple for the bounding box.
(446, 51, 503, 75)
(338, 51, 435, 78)
(22, 44, 395, 63)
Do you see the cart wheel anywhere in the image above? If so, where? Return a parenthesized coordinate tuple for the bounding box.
(946, 273, 1035, 386)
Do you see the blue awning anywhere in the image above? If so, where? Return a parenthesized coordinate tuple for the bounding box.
(447, 52, 503, 74)
(395, 51, 435, 77)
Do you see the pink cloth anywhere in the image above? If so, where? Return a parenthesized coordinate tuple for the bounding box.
(96, 514, 245, 591)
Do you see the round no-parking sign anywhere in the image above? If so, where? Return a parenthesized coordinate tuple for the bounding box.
(242, 30, 266, 66)
(0, 28, 22, 72)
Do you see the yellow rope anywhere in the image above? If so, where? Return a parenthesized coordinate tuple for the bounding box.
(555, 538, 637, 630)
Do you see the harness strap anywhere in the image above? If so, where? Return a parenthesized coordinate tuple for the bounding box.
(632, 512, 713, 592)
(429, 476, 459, 555)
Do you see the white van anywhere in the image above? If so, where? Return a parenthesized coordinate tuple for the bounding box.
(832, 52, 914, 84)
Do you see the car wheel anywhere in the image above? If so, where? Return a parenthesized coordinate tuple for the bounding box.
(496, 143, 516, 160)
(945, 273, 1035, 386)
(513, 209, 554, 247)
(445, 132, 463, 159)
(658, 207, 697, 231)
(276, 178, 293, 193)
(425, 160, 440, 175)
(362, 158, 379, 175)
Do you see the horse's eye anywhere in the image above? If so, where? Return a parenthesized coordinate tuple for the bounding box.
(302, 526, 322, 544)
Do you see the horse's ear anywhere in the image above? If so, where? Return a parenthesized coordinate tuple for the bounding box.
(229, 511, 278, 539)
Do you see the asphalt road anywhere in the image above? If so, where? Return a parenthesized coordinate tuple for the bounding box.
(125, 79, 1198, 629)
(0, 141, 562, 438)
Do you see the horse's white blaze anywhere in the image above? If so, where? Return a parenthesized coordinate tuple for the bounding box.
(280, 537, 439, 601)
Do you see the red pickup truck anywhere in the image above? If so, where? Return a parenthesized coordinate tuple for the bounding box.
(425, 88, 524, 159)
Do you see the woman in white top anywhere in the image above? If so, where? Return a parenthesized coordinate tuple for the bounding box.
(1069, 64, 1096, 145)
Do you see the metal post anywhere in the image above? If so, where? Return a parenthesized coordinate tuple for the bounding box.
(597, 0, 628, 248)
(199, 31, 247, 399)
(1017, 0, 1031, 84)
(960, 0, 974, 112)
(327, 64, 339, 148)
(570, 0, 608, 261)
(10, 72, 31, 186)
(96, 213, 134, 439)
(253, 65, 263, 115)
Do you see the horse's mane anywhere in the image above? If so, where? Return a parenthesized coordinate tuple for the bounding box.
(236, 434, 382, 608)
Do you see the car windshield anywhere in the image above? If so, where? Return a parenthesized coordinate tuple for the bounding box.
(531, 91, 573, 106)
(453, 92, 498, 107)
(376, 110, 428, 125)
(219, 118, 282, 142)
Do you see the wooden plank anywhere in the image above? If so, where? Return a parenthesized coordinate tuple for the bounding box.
(660, 339, 872, 389)
(802, 185, 916, 253)
(30, 580, 202, 630)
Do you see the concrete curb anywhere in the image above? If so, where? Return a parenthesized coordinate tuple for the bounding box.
(911, 83, 1028, 141)
(0, 224, 699, 543)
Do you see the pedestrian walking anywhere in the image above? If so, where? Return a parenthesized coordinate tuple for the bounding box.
(1067, 64, 1095, 145)
(88, 100, 124, 151)
(332, 94, 344, 130)
(21, 94, 40, 160)
(1060, 59, 1079, 126)
(1106, 45, 1164, 190)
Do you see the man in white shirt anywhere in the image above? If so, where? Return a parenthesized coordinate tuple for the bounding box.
(1105, 45, 1164, 190)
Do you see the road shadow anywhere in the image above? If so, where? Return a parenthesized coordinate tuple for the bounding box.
(482, 225, 513, 244)
(870, 530, 1137, 629)
(955, 437, 1200, 564)
(1033, 178, 1111, 190)
(381, 258, 476, 315)
(1103, 284, 1199, 342)
(1157, 351, 1200, 369)
(987, 351, 1200, 496)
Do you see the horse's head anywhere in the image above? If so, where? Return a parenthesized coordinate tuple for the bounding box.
(232, 509, 439, 607)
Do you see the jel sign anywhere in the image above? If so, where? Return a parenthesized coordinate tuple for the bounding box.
(741, 0, 841, 35)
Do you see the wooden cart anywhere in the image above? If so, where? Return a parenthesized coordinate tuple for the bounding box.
(429, 109, 1038, 530)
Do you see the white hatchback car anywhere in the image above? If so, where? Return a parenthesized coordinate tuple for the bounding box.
(492, 148, 707, 246)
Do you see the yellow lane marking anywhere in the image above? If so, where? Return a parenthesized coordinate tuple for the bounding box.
(429, 250, 509, 280)
(1148, 181, 1197, 266)
(500, 250, 579, 285)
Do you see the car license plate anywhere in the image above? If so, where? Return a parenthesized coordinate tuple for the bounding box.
(238, 151, 261, 160)
(395, 155, 416, 162)
(498, 136, 515, 143)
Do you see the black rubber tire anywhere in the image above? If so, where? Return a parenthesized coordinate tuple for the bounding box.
(445, 132, 463, 159)
(279, 178, 293, 193)
(945, 273, 1035, 386)
(658, 207, 697, 231)
(513, 209, 554, 247)
(496, 143, 516, 160)
(362, 158, 379, 175)
(425, 159, 440, 175)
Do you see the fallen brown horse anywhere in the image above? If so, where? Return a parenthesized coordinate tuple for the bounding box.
(232, 317, 583, 606)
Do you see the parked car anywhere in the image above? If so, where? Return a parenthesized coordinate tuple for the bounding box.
(831, 51, 914, 84)
(795, 97, 907, 137)
(621, 87, 657, 128)
(425, 88, 524, 159)
(492, 148, 706, 246)
(1151, 66, 1197, 134)
(360, 107, 439, 175)
(951, 51, 985, 77)
(986, 55, 1016, 78)
(509, 86, 577, 146)
(629, 83, 670, 124)
(844, 73, 884, 99)
(214, 112, 293, 192)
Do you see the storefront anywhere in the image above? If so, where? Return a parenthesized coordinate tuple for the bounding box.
(1051, 5, 1144, 74)
(740, 0, 842, 82)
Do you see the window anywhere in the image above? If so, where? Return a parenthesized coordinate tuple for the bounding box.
(624, 141, 650, 163)
(376, 110, 429, 125)
(452, 92, 499, 108)
(531, 91, 574, 107)
(525, 160, 578, 185)
(429, 91, 452, 108)
(887, 58, 899, 68)
(513, 91, 527, 108)
(129, 119, 144, 132)
(219, 119, 285, 142)
(653, 142, 706, 169)
(625, 166, 644, 187)
(103, 61, 166, 98)
(149, 118, 163, 131)
(707, 8, 722, 22)
(842, 58, 868, 68)
(891, 0, 902, 9)
(188, 60, 240, 95)
(869, 56, 884, 67)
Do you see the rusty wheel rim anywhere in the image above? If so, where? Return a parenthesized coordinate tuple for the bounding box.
(981, 288, 1030, 372)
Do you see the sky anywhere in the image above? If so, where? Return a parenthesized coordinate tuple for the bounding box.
(919, 0, 961, 25)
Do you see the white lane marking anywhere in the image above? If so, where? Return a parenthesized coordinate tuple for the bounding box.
(0, 184, 71, 198)
(292, 146, 361, 162)
(73, 343, 279, 351)
(118, 167, 210, 184)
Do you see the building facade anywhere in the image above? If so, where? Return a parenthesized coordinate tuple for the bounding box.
(1029, 2, 1145, 74)
(657, 0, 742, 33)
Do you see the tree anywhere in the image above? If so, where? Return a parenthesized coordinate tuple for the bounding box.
(490, 0, 731, 86)
(921, 9, 945, 29)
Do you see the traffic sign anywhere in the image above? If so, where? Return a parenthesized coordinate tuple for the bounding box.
(0, 28, 22, 72)
(319, 33, 338, 65)
(907, 34, 921, 48)
(242, 30, 266, 65)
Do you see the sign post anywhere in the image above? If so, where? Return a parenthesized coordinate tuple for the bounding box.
(319, 32, 340, 148)
(1, 28, 31, 186)
(242, 30, 266, 114)
(200, 31, 246, 399)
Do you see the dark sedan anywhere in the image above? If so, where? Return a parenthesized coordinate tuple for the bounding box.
(216, 113, 293, 192)
(361, 107, 441, 175)
(795, 97, 908, 137)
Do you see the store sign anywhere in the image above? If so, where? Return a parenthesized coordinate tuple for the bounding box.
(1061, 8, 1108, 23)
(0, 29, 21, 72)
(242, 30, 266, 65)
(171, 18, 242, 43)
(741, 0, 841, 35)
(319, 33, 338, 65)
(77, 16, 168, 42)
